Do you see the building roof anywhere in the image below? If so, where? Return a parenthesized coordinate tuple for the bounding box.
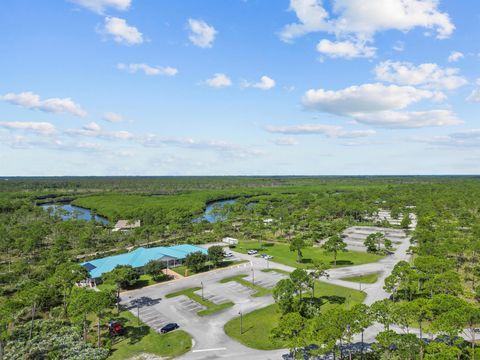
(81, 244, 207, 278)
(114, 220, 141, 230)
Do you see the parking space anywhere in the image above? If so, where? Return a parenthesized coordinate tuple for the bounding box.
(192, 290, 230, 304)
(252, 271, 287, 289)
(176, 295, 207, 313)
(138, 306, 170, 333)
(223, 281, 256, 296)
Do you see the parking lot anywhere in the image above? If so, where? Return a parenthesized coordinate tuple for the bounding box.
(120, 253, 288, 360)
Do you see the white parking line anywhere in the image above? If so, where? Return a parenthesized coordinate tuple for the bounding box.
(192, 347, 227, 353)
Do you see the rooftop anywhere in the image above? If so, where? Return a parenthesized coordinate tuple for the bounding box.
(81, 244, 207, 278)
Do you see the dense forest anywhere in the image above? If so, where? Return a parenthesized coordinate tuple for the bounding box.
(1, 176, 480, 359)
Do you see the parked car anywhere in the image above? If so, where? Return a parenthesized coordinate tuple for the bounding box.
(108, 321, 125, 336)
(247, 250, 258, 255)
(264, 255, 273, 260)
(161, 323, 179, 334)
(224, 252, 234, 257)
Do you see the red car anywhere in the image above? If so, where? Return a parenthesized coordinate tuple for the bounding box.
(108, 321, 125, 336)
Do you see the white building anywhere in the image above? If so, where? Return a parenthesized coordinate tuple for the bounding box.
(222, 237, 239, 245)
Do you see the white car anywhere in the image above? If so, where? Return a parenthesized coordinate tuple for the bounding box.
(264, 255, 273, 260)
(224, 252, 234, 258)
(247, 250, 258, 255)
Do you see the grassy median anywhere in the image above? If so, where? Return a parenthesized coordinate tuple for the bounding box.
(109, 311, 192, 359)
(224, 281, 366, 350)
(166, 287, 234, 316)
(219, 274, 272, 297)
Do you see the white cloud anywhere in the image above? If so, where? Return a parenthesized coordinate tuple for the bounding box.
(353, 110, 462, 128)
(374, 61, 468, 90)
(265, 124, 376, 138)
(205, 73, 232, 88)
(273, 137, 299, 146)
(103, 112, 124, 123)
(0, 121, 56, 136)
(70, 0, 131, 14)
(448, 51, 464, 62)
(280, 0, 330, 42)
(83, 122, 102, 132)
(301, 83, 461, 129)
(66, 123, 133, 141)
(466, 89, 480, 103)
(414, 129, 480, 148)
(138, 135, 261, 158)
(117, 63, 178, 76)
(110, 130, 133, 140)
(188, 19, 217, 48)
(103, 17, 143, 45)
(242, 75, 276, 90)
(302, 83, 444, 114)
(316, 39, 376, 59)
(1, 91, 87, 117)
(280, 0, 454, 49)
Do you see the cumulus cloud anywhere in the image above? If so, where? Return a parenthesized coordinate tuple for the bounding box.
(265, 124, 376, 138)
(280, 0, 330, 42)
(1, 91, 87, 117)
(301, 83, 461, 128)
(242, 75, 276, 90)
(374, 61, 468, 90)
(316, 39, 376, 59)
(466, 89, 480, 103)
(280, 0, 454, 58)
(0, 121, 57, 136)
(117, 63, 178, 76)
(70, 0, 131, 14)
(448, 51, 464, 62)
(103, 112, 124, 123)
(102, 16, 143, 45)
(205, 73, 232, 88)
(302, 83, 444, 114)
(353, 110, 462, 128)
(188, 19, 217, 48)
(281, 0, 454, 41)
(273, 137, 299, 146)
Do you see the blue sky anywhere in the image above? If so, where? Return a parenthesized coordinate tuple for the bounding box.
(1, 0, 480, 175)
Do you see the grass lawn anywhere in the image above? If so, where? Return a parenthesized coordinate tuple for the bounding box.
(98, 274, 166, 292)
(224, 280, 366, 350)
(109, 310, 192, 359)
(234, 241, 384, 269)
(165, 287, 234, 316)
(219, 274, 272, 297)
(341, 272, 380, 284)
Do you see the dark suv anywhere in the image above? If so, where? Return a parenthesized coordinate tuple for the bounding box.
(160, 323, 179, 333)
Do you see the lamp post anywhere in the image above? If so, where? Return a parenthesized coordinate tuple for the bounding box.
(251, 268, 255, 285)
(266, 258, 269, 269)
(201, 281, 204, 300)
(239, 311, 243, 334)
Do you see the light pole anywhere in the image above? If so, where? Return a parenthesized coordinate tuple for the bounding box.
(266, 259, 269, 269)
(239, 311, 243, 334)
(201, 281, 204, 300)
(251, 268, 255, 285)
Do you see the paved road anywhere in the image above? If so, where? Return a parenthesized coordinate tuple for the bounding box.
(120, 258, 288, 360)
(120, 224, 414, 359)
